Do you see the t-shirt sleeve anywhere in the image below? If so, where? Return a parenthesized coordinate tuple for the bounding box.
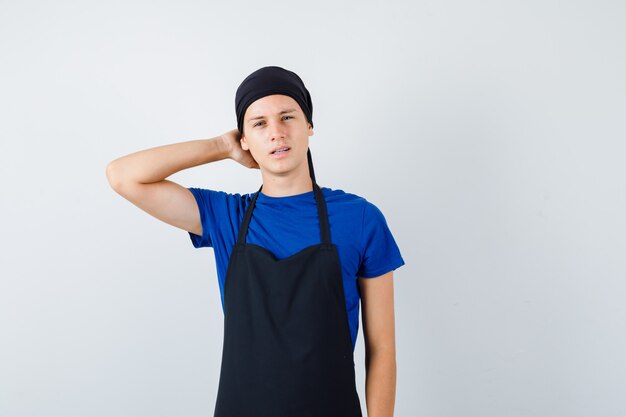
(356, 202, 406, 278)
(187, 187, 231, 248)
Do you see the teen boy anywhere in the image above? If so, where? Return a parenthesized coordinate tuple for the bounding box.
(106, 66, 405, 417)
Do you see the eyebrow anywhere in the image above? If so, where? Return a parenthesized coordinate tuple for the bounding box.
(247, 108, 297, 123)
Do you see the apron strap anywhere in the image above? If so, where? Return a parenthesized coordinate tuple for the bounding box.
(309, 149, 331, 246)
(237, 147, 332, 246)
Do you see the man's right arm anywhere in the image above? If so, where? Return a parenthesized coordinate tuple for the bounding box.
(105, 131, 247, 237)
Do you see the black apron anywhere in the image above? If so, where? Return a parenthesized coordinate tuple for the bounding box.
(213, 149, 363, 417)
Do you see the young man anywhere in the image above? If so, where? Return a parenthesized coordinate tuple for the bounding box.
(106, 66, 405, 417)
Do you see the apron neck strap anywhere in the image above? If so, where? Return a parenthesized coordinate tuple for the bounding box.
(237, 147, 331, 246)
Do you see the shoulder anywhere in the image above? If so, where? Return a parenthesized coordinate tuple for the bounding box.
(186, 187, 253, 217)
(188, 187, 250, 202)
(320, 186, 367, 206)
(321, 186, 384, 218)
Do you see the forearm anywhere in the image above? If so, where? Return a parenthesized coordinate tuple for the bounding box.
(106, 135, 230, 186)
(364, 350, 396, 417)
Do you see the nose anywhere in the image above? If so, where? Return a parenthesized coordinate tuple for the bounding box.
(267, 120, 286, 141)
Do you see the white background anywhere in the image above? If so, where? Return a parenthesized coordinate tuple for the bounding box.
(1, 1, 625, 416)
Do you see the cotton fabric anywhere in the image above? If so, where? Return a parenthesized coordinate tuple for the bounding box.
(187, 186, 405, 351)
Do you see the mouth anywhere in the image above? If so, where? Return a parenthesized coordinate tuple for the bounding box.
(270, 146, 291, 157)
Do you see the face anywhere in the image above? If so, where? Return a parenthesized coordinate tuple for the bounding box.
(240, 94, 314, 176)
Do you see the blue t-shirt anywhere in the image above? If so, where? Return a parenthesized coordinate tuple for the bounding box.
(187, 186, 405, 351)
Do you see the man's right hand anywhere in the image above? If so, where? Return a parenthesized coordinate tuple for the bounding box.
(221, 128, 260, 169)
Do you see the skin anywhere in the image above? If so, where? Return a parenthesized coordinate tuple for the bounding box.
(105, 93, 396, 417)
(359, 271, 397, 417)
(238, 94, 315, 197)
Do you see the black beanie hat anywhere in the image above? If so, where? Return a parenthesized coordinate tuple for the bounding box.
(235, 66, 313, 135)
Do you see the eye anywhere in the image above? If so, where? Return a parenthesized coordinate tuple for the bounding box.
(253, 121, 264, 127)
(283, 115, 293, 120)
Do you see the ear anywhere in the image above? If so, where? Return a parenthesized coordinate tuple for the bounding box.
(308, 123, 314, 136)
(240, 133, 249, 151)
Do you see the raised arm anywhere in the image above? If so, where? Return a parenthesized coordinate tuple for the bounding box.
(105, 129, 258, 236)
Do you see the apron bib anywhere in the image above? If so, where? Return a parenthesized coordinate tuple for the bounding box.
(213, 150, 363, 417)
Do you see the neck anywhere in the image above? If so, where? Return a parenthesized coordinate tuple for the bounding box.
(260, 163, 314, 197)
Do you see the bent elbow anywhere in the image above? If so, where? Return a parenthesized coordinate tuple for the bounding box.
(106, 161, 125, 192)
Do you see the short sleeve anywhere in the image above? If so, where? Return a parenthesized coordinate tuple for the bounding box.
(356, 202, 405, 278)
(187, 187, 237, 249)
